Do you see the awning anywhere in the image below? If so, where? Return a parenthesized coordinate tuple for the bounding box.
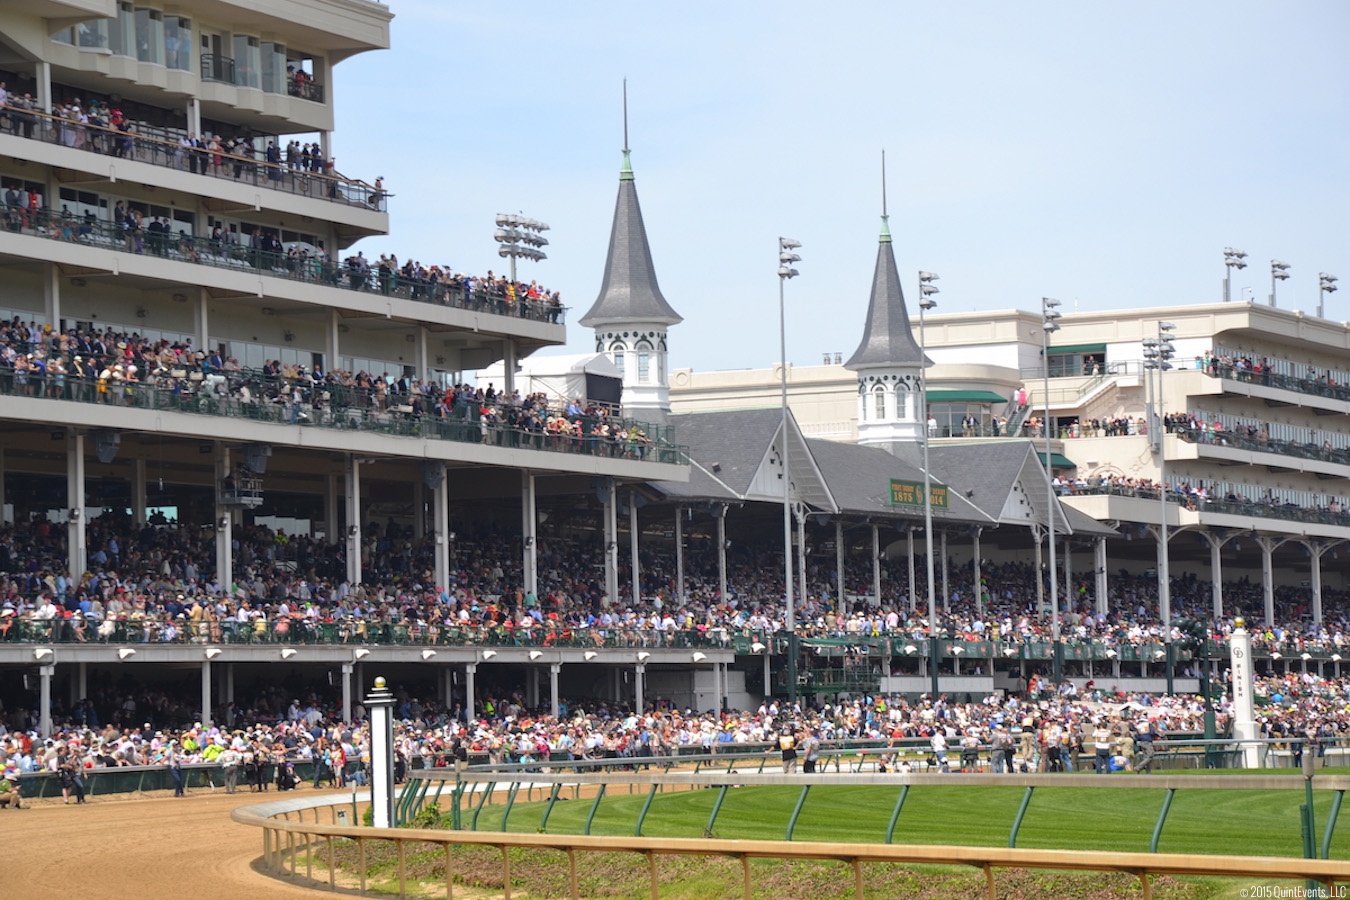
(1039, 452, 1077, 469)
(927, 389, 1007, 404)
(1048, 343, 1107, 355)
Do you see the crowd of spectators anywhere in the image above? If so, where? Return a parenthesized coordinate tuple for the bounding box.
(4, 667, 1347, 790)
(0, 319, 660, 459)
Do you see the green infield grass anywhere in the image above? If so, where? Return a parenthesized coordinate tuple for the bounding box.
(479, 774, 1350, 859)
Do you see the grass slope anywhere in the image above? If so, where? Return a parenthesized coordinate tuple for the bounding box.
(489, 780, 1350, 859)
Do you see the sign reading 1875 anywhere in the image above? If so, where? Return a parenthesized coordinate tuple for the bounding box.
(889, 479, 949, 509)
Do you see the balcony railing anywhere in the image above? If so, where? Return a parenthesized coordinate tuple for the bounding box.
(287, 74, 324, 103)
(1175, 423, 1350, 468)
(200, 53, 236, 85)
(1064, 481, 1350, 528)
(0, 359, 686, 464)
(0, 207, 565, 326)
(0, 103, 387, 211)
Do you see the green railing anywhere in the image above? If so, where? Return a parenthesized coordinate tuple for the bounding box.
(0, 360, 687, 465)
(1, 207, 566, 325)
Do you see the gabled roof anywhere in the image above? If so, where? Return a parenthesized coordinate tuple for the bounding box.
(806, 438, 994, 525)
(651, 408, 835, 512)
(925, 440, 1075, 533)
(843, 217, 928, 371)
(577, 151, 683, 329)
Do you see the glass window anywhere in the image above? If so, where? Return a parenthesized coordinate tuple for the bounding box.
(872, 386, 886, 419)
(78, 19, 110, 50)
(164, 17, 190, 71)
(110, 2, 135, 57)
(260, 42, 285, 94)
(637, 349, 650, 383)
(233, 34, 261, 89)
(53, 27, 75, 46)
(611, 344, 626, 378)
(134, 8, 164, 64)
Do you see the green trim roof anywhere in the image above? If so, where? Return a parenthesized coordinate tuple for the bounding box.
(1039, 452, 1077, 469)
(927, 389, 1007, 404)
(1048, 343, 1107, 355)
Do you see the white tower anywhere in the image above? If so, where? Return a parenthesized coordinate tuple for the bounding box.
(843, 211, 930, 454)
(577, 101, 682, 423)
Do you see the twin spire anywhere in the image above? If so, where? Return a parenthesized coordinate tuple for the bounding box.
(577, 80, 682, 329)
(844, 150, 927, 371)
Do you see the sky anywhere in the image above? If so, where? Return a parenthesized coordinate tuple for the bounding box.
(331, 1, 1350, 375)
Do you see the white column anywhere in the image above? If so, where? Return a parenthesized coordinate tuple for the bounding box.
(40, 663, 54, 738)
(201, 660, 212, 727)
(603, 478, 618, 606)
(411, 481, 425, 540)
(549, 663, 561, 719)
(226, 664, 234, 702)
(214, 445, 232, 590)
(131, 458, 147, 525)
(835, 520, 845, 611)
(1309, 542, 1325, 627)
(346, 457, 362, 585)
(716, 505, 728, 604)
(940, 529, 949, 611)
(871, 525, 882, 606)
(434, 466, 450, 593)
(526, 666, 539, 709)
(72, 662, 86, 706)
(43, 262, 60, 331)
(971, 527, 983, 618)
(464, 663, 477, 719)
(1063, 540, 1073, 615)
(522, 471, 537, 600)
(1033, 526, 1045, 615)
(414, 325, 429, 382)
(502, 339, 516, 398)
(1258, 536, 1278, 624)
(1229, 621, 1260, 767)
(906, 530, 916, 612)
(1094, 537, 1109, 617)
(796, 506, 807, 616)
(36, 61, 52, 113)
(186, 97, 201, 136)
(325, 309, 341, 373)
(366, 679, 396, 829)
(341, 663, 353, 723)
(634, 664, 645, 714)
(67, 431, 86, 578)
(195, 288, 210, 353)
(1203, 532, 1225, 619)
(674, 507, 685, 601)
(318, 130, 332, 163)
(629, 492, 640, 605)
(325, 474, 339, 544)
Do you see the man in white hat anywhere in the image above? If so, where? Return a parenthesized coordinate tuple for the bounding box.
(0, 770, 21, 809)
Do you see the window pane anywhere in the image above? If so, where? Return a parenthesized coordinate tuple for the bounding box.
(233, 35, 261, 88)
(111, 2, 135, 57)
(135, 9, 164, 64)
(260, 42, 285, 94)
(164, 17, 190, 71)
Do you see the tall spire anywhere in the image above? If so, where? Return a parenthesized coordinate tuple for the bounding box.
(578, 84, 682, 329)
(844, 152, 925, 371)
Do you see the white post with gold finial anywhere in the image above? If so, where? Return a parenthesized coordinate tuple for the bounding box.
(1228, 618, 1260, 768)
(366, 676, 396, 827)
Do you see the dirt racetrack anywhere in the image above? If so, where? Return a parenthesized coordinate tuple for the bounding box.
(9, 787, 342, 899)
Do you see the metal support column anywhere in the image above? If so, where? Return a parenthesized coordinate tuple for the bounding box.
(201, 660, 212, 727)
(346, 457, 362, 585)
(521, 471, 537, 600)
(465, 663, 477, 719)
(67, 431, 87, 579)
(629, 492, 641, 606)
(1095, 536, 1109, 617)
(872, 525, 882, 606)
(674, 506, 685, 601)
(835, 520, 845, 612)
(549, 663, 561, 719)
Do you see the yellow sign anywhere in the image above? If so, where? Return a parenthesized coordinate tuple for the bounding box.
(889, 479, 948, 509)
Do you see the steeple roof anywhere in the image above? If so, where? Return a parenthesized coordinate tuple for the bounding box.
(577, 150, 683, 329)
(843, 215, 928, 371)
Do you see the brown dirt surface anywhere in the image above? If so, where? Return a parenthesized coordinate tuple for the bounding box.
(7, 786, 349, 899)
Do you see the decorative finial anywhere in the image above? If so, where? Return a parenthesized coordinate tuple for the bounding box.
(374, 676, 386, 689)
(1233, 617, 1244, 630)
(879, 149, 891, 244)
(621, 79, 633, 182)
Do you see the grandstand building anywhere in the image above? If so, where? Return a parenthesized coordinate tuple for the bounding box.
(0, 0, 710, 732)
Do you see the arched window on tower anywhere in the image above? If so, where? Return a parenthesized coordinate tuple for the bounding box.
(636, 340, 652, 384)
(896, 383, 911, 420)
(872, 384, 887, 420)
(610, 342, 627, 379)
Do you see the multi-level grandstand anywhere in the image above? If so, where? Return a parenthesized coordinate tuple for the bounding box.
(1, 1, 1347, 741)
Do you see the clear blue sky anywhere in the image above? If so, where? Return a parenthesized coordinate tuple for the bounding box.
(333, 1, 1349, 374)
